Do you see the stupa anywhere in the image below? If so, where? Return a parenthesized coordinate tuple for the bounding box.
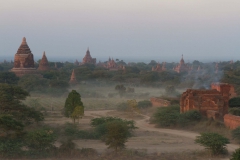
(69, 69, 78, 84)
(173, 55, 190, 73)
(11, 37, 38, 76)
(82, 48, 96, 65)
(38, 51, 50, 71)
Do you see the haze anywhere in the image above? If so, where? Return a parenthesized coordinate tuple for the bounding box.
(1, 0, 240, 62)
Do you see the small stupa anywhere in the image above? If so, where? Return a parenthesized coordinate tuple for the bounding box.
(69, 69, 78, 84)
(38, 51, 50, 71)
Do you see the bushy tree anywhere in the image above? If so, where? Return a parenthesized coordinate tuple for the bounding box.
(105, 121, 129, 152)
(231, 148, 240, 160)
(195, 132, 229, 155)
(64, 90, 84, 123)
(0, 72, 19, 84)
(232, 127, 240, 143)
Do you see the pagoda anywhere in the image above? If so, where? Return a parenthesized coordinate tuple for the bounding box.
(173, 55, 190, 73)
(11, 37, 38, 76)
(69, 69, 78, 84)
(82, 48, 96, 65)
(38, 51, 50, 71)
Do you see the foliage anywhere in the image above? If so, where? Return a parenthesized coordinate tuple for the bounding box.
(229, 97, 240, 108)
(137, 100, 152, 109)
(25, 128, 57, 151)
(71, 106, 84, 123)
(64, 90, 84, 123)
(127, 99, 138, 112)
(231, 148, 240, 160)
(104, 121, 129, 152)
(116, 102, 128, 111)
(152, 105, 180, 127)
(229, 108, 240, 116)
(115, 84, 126, 97)
(0, 72, 19, 84)
(195, 132, 229, 155)
(18, 75, 48, 92)
(0, 139, 23, 157)
(232, 127, 240, 143)
(178, 110, 202, 126)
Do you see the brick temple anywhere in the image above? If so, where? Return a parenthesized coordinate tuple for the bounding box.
(38, 51, 50, 71)
(82, 48, 96, 65)
(152, 62, 166, 72)
(69, 69, 77, 84)
(11, 37, 38, 76)
(173, 55, 191, 73)
(180, 83, 234, 119)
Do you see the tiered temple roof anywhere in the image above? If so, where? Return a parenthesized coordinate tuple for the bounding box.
(69, 69, 78, 84)
(82, 48, 96, 65)
(38, 51, 50, 71)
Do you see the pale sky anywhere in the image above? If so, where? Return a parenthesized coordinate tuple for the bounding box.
(0, 0, 240, 62)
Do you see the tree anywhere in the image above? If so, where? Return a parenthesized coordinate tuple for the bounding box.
(0, 72, 19, 84)
(64, 90, 84, 123)
(104, 121, 129, 152)
(115, 84, 126, 97)
(195, 132, 229, 155)
(71, 106, 84, 123)
(231, 148, 240, 160)
(127, 99, 139, 113)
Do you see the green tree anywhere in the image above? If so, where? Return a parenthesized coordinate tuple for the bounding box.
(64, 90, 84, 123)
(71, 106, 84, 123)
(0, 72, 19, 84)
(195, 132, 229, 155)
(104, 121, 129, 152)
(115, 84, 126, 97)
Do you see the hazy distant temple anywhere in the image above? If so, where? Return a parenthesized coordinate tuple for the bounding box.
(11, 37, 39, 77)
(152, 62, 166, 72)
(173, 55, 191, 73)
(82, 48, 96, 65)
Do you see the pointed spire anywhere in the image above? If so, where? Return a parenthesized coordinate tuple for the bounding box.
(69, 69, 78, 84)
(22, 37, 27, 45)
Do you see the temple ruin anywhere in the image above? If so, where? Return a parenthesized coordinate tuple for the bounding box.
(11, 37, 38, 76)
(180, 83, 232, 119)
(38, 51, 50, 71)
(152, 62, 166, 72)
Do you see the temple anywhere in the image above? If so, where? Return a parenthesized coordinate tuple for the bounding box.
(69, 69, 78, 84)
(38, 51, 50, 71)
(107, 58, 118, 71)
(11, 37, 38, 76)
(173, 55, 190, 73)
(180, 83, 233, 119)
(82, 48, 96, 65)
(152, 62, 166, 72)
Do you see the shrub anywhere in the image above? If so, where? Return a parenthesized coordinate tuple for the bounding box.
(195, 132, 229, 155)
(232, 127, 240, 143)
(116, 102, 128, 111)
(152, 105, 180, 127)
(0, 139, 23, 157)
(137, 100, 152, 109)
(229, 108, 240, 116)
(231, 148, 240, 160)
(229, 97, 240, 108)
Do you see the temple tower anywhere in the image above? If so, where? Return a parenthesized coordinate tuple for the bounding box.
(38, 51, 50, 71)
(11, 37, 37, 76)
(82, 48, 96, 65)
(69, 69, 78, 84)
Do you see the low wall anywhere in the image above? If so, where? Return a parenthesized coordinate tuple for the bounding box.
(224, 114, 240, 129)
(150, 97, 170, 107)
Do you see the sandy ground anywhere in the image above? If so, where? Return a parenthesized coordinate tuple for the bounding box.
(45, 110, 239, 159)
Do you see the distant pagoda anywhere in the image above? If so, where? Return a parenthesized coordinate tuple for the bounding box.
(11, 37, 38, 76)
(38, 51, 50, 71)
(82, 48, 96, 65)
(69, 69, 78, 84)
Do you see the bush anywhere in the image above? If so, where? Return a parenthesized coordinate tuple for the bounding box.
(229, 97, 240, 108)
(231, 148, 240, 160)
(195, 132, 229, 155)
(0, 139, 23, 157)
(178, 110, 201, 127)
(232, 127, 240, 143)
(229, 108, 240, 116)
(116, 102, 128, 111)
(137, 100, 152, 109)
(152, 105, 180, 127)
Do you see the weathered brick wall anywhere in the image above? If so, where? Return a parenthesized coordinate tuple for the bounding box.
(224, 114, 240, 129)
(150, 97, 170, 107)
